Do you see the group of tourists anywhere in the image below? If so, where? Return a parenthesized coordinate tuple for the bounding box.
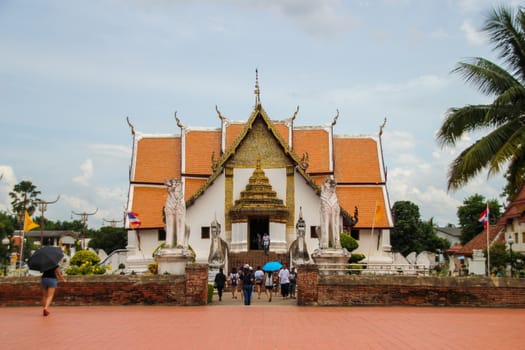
(214, 263, 297, 305)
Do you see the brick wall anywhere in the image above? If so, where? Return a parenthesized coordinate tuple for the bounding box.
(0, 263, 208, 307)
(297, 265, 525, 307)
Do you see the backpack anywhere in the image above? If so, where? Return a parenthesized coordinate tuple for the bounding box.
(230, 273, 238, 285)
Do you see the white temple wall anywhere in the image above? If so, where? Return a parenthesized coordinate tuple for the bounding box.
(138, 229, 162, 256)
(231, 222, 248, 252)
(293, 172, 321, 254)
(187, 174, 226, 262)
(269, 222, 287, 253)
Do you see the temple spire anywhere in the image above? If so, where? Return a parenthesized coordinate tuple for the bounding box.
(254, 68, 261, 106)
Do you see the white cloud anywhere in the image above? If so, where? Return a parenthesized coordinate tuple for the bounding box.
(89, 144, 131, 159)
(383, 130, 415, 152)
(224, 0, 357, 38)
(73, 159, 94, 186)
(328, 74, 450, 105)
(461, 19, 488, 46)
(95, 186, 127, 202)
(0, 165, 17, 212)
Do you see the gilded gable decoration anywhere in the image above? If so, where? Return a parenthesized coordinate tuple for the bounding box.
(300, 152, 309, 170)
(254, 68, 261, 106)
(211, 151, 220, 172)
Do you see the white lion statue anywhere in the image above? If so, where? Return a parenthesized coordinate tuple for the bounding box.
(319, 176, 342, 249)
(164, 178, 190, 248)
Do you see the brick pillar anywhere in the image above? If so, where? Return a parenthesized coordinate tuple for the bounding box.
(185, 264, 208, 305)
(297, 264, 318, 306)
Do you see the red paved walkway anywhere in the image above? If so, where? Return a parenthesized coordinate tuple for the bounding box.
(1, 305, 524, 349)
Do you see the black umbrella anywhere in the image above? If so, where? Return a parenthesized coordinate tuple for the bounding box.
(28, 246, 64, 272)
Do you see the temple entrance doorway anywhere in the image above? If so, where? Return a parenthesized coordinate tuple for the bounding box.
(249, 217, 269, 250)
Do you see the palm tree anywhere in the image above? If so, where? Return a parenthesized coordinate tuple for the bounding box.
(436, 5, 525, 199)
(9, 180, 41, 217)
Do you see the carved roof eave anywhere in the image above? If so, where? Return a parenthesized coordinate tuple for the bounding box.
(186, 103, 321, 207)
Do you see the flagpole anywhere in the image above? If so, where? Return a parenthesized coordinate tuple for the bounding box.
(19, 230, 24, 277)
(486, 203, 490, 276)
(368, 201, 378, 264)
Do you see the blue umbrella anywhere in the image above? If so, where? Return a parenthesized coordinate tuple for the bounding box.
(262, 261, 282, 272)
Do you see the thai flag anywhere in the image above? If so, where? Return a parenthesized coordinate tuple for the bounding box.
(127, 212, 141, 227)
(478, 206, 489, 227)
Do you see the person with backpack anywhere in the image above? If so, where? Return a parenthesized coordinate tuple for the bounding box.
(254, 266, 264, 299)
(241, 264, 254, 305)
(229, 267, 239, 299)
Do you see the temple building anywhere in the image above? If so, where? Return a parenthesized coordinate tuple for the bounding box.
(124, 82, 394, 273)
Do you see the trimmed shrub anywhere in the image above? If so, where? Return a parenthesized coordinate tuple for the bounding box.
(65, 250, 106, 275)
(340, 232, 359, 252)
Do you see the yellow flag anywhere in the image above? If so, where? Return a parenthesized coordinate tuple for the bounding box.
(24, 211, 39, 232)
(374, 202, 383, 223)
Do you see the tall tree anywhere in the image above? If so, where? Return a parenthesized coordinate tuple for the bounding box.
(457, 194, 501, 244)
(87, 226, 127, 255)
(9, 180, 41, 216)
(436, 6, 525, 199)
(391, 201, 448, 256)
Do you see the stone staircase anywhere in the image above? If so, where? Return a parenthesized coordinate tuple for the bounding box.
(228, 250, 289, 272)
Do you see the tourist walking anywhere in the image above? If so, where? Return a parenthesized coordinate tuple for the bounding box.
(214, 267, 227, 301)
(254, 266, 264, 299)
(289, 266, 297, 299)
(265, 271, 274, 302)
(238, 266, 244, 302)
(229, 267, 239, 299)
(241, 265, 254, 305)
(41, 265, 65, 317)
(279, 264, 290, 299)
(273, 271, 280, 296)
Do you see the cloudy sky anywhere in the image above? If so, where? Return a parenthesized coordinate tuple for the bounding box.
(0, 0, 520, 228)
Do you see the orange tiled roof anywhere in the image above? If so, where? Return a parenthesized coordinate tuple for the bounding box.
(131, 186, 167, 229)
(293, 129, 330, 173)
(273, 122, 289, 145)
(184, 178, 207, 201)
(134, 137, 180, 183)
(455, 225, 504, 257)
(446, 243, 462, 255)
(498, 184, 525, 224)
(184, 130, 221, 175)
(336, 186, 390, 228)
(334, 137, 382, 183)
(225, 123, 245, 149)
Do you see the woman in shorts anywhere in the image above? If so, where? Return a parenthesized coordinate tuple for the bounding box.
(41, 265, 65, 316)
(264, 271, 274, 302)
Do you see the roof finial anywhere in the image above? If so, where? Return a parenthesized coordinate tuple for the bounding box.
(174, 111, 184, 129)
(379, 117, 387, 136)
(331, 109, 339, 126)
(126, 116, 135, 135)
(254, 68, 261, 106)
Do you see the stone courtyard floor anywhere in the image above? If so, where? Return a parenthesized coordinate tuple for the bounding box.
(1, 299, 524, 349)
